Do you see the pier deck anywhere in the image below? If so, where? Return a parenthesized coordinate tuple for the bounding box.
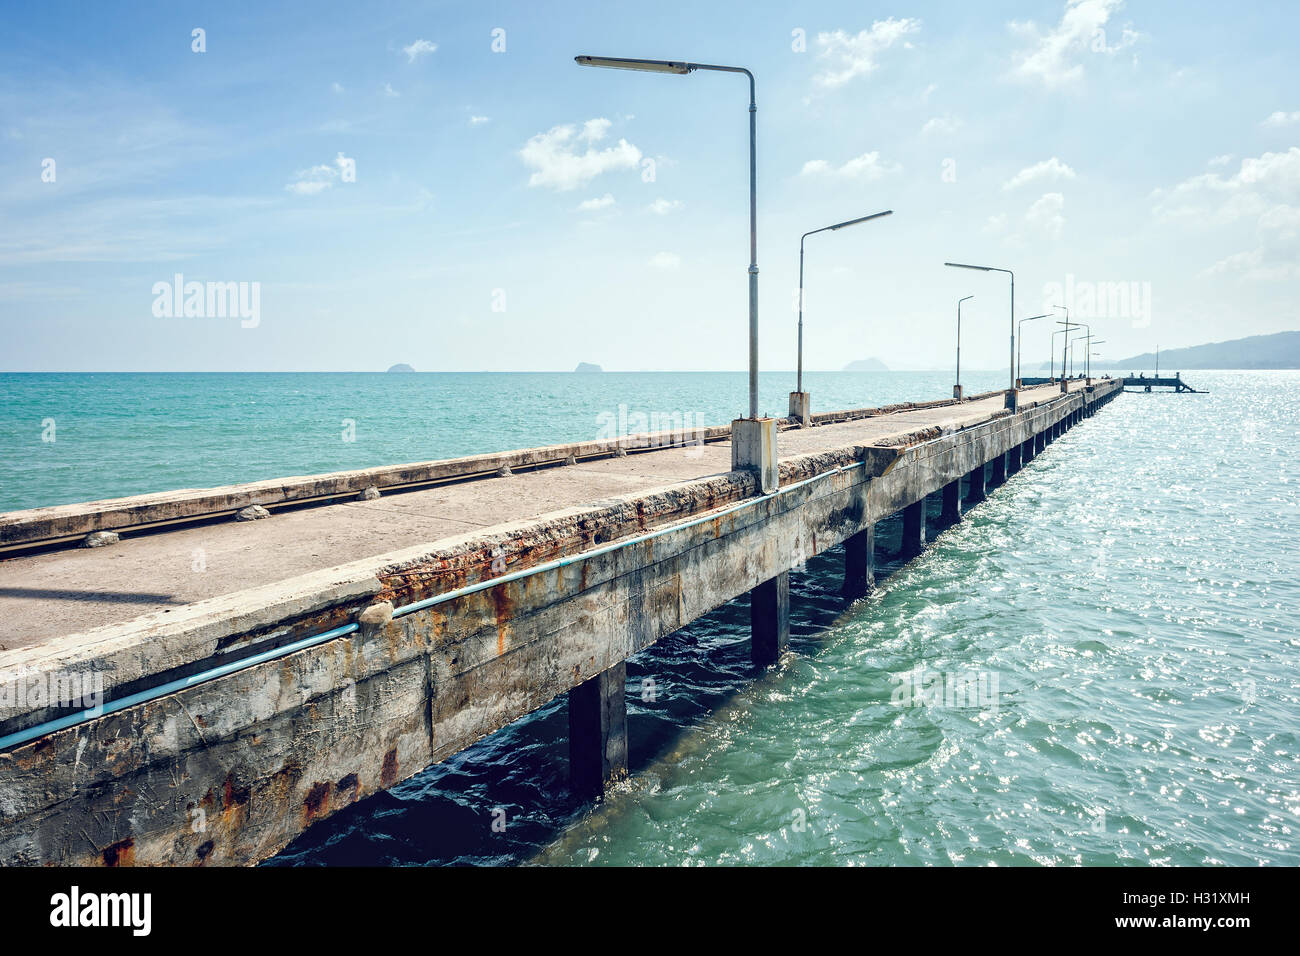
(1, 381, 1088, 650)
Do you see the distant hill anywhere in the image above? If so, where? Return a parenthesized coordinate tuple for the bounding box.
(1043, 331, 1300, 371)
(842, 357, 889, 372)
(386, 363, 415, 373)
(573, 362, 602, 373)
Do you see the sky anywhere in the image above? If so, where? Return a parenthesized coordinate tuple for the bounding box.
(1, 0, 1297, 372)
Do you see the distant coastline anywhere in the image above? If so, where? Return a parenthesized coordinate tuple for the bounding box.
(1045, 330, 1300, 371)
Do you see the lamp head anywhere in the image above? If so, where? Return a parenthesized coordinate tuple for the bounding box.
(575, 55, 692, 74)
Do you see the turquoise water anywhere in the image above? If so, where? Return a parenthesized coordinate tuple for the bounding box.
(3, 370, 1297, 866)
(0, 370, 1009, 512)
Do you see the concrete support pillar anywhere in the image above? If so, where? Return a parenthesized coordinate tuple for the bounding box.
(1022, 438, 1035, 463)
(788, 391, 811, 427)
(568, 662, 628, 800)
(842, 525, 875, 599)
(989, 454, 1006, 486)
(751, 571, 790, 665)
(967, 463, 987, 504)
(732, 418, 779, 495)
(902, 499, 926, 557)
(941, 479, 962, 522)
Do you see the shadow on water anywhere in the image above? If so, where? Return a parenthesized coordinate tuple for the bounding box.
(266, 505, 948, 867)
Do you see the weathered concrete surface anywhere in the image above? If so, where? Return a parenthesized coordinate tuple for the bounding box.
(0, 425, 733, 549)
(0, 379, 1121, 866)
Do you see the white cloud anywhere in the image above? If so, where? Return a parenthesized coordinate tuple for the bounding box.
(331, 82, 344, 94)
(382, 83, 400, 98)
(800, 151, 900, 180)
(983, 213, 1008, 235)
(1208, 154, 1234, 168)
(1010, 0, 1140, 88)
(577, 193, 615, 212)
(1262, 110, 1300, 128)
(813, 19, 921, 88)
(1208, 205, 1300, 280)
(402, 39, 438, 63)
(921, 115, 961, 136)
(519, 119, 642, 191)
(1157, 148, 1300, 280)
(469, 115, 490, 126)
(647, 198, 682, 215)
(1153, 148, 1300, 224)
(649, 252, 681, 270)
(285, 153, 353, 196)
(1025, 192, 1066, 238)
(1004, 157, 1077, 190)
(580, 118, 612, 143)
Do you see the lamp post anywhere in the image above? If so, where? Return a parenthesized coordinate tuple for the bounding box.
(1050, 304, 1070, 384)
(954, 295, 974, 400)
(1017, 313, 1050, 386)
(1088, 340, 1106, 380)
(945, 262, 1016, 409)
(576, 54, 760, 419)
(576, 54, 778, 494)
(793, 209, 893, 422)
(1065, 323, 1091, 379)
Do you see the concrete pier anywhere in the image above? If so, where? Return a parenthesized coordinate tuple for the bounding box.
(0, 378, 1122, 866)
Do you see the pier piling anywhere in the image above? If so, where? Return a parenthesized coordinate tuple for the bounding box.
(902, 499, 927, 557)
(989, 453, 1007, 486)
(942, 480, 963, 522)
(568, 662, 629, 800)
(968, 463, 988, 503)
(750, 572, 790, 665)
(842, 525, 875, 599)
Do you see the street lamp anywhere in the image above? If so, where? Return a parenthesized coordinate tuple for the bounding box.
(1064, 323, 1091, 379)
(954, 295, 974, 400)
(1052, 305, 1072, 385)
(1017, 314, 1051, 386)
(793, 209, 893, 422)
(576, 54, 760, 420)
(1088, 340, 1106, 378)
(945, 262, 1017, 409)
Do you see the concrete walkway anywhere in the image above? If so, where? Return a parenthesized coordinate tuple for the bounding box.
(0, 382, 1084, 650)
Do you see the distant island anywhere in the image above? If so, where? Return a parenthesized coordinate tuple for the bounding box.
(1041, 331, 1300, 371)
(573, 362, 603, 373)
(842, 358, 889, 372)
(386, 363, 415, 373)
